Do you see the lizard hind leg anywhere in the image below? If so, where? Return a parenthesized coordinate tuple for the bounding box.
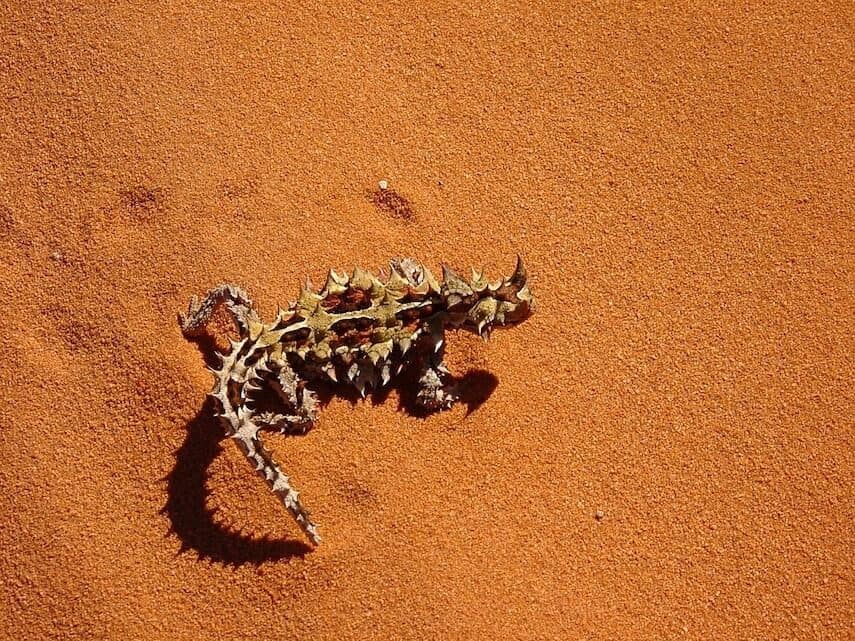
(414, 334, 459, 411)
(263, 357, 319, 435)
(416, 365, 459, 411)
(416, 355, 459, 411)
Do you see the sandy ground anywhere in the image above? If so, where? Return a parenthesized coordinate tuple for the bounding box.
(0, 2, 852, 639)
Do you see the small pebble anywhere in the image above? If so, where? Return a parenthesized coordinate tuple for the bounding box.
(595, 510, 605, 521)
(378, 180, 388, 190)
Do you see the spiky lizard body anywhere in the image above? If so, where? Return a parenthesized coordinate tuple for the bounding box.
(179, 257, 533, 545)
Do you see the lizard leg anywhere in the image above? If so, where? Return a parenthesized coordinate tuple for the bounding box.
(264, 357, 319, 435)
(254, 379, 320, 435)
(178, 283, 260, 338)
(416, 343, 459, 411)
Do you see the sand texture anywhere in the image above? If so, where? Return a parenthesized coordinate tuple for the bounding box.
(1, 2, 852, 639)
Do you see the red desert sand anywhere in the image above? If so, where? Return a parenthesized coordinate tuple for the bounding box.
(0, 2, 851, 639)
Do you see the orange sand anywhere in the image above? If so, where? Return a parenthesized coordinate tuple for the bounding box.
(1, 2, 852, 639)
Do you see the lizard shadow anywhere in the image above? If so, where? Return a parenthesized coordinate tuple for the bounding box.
(165, 336, 498, 564)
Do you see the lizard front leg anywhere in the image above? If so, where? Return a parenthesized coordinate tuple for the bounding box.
(415, 334, 459, 410)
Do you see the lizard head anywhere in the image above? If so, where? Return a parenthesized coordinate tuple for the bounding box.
(441, 255, 535, 338)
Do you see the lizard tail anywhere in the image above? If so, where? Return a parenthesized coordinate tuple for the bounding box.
(230, 425, 322, 546)
(179, 283, 258, 337)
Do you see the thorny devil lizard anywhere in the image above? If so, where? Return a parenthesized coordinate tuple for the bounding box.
(178, 256, 534, 545)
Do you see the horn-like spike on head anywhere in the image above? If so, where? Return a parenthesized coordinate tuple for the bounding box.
(509, 254, 527, 287)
